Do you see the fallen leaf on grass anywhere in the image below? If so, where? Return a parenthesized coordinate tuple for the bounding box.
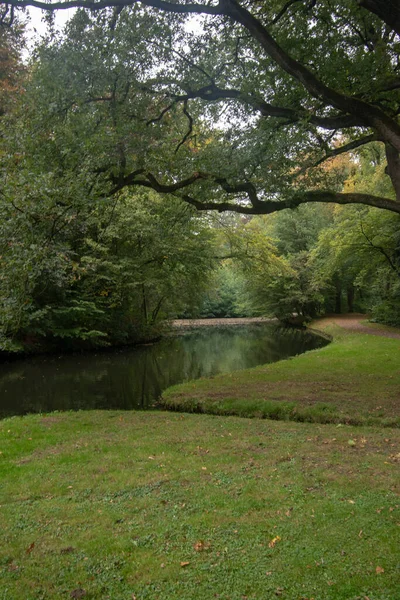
(70, 589, 86, 599)
(180, 561, 190, 567)
(193, 540, 209, 552)
(268, 536, 281, 548)
(375, 566, 384, 574)
(26, 542, 35, 554)
(389, 453, 400, 462)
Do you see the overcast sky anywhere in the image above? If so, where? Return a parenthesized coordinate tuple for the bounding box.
(25, 6, 75, 56)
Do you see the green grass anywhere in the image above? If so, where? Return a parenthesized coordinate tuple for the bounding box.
(161, 326, 400, 426)
(1, 411, 400, 599)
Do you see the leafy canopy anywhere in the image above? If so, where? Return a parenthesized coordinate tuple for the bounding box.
(3, 0, 400, 217)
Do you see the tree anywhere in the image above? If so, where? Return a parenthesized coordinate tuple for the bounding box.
(235, 206, 333, 319)
(310, 145, 400, 323)
(0, 180, 217, 350)
(4, 0, 400, 219)
(0, 12, 25, 116)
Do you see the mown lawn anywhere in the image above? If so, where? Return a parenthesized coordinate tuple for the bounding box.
(1, 410, 399, 600)
(161, 326, 400, 426)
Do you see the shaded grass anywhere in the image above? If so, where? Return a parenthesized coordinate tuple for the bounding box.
(1, 411, 400, 599)
(161, 326, 400, 426)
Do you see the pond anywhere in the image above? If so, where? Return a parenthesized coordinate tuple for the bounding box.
(0, 323, 328, 418)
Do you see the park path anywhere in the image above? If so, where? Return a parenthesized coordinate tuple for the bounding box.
(313, 313, 400, 340)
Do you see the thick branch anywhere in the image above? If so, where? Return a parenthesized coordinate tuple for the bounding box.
(385, 143, 400, 199)
(109, 168, 400, 215)
(7, 0, 221, 15)
(220, 0, 400, 152)
(109, 170, 207, 195)
(180, 190, 400, 215)
(214, 177, 261, 207)
(173, 84, 361, 130)
(357, 0, 400, 36)
(9, 0, 400, 144)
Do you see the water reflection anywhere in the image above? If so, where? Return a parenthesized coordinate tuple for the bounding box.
(0, 324, 328, 418)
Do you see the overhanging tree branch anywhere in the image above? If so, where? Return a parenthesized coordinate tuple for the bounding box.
(7, 0, 399, 144)
(179, 190, 400, 215)
(108, 169, 400, 215)
(220, 0, 400, 152)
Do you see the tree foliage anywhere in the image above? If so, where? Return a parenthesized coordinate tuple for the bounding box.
(2, 0, 400, 348)
(3, 0, 400, 218)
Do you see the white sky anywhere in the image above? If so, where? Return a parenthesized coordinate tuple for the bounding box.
(25, 6, 75, 58)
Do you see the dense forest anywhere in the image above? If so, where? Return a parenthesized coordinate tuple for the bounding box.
(0, 0, 400, 353)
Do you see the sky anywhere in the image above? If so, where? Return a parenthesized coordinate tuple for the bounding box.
(25, 6, 75, 57)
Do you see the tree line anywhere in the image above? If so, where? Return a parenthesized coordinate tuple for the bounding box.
(0, 2, 399, 352)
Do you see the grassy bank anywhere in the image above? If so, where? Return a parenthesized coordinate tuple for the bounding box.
(1, 411, 400, 599)
(161, 326, 400, 427)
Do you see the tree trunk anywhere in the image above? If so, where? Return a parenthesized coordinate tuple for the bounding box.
(335, 282, 342, 314)
(142, 284, 148, 323)
(347, 285, 355, 313)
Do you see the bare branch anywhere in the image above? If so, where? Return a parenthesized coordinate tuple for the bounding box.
(146, 100, 178, 125)
(270, 0, 303, 25)
(175, 99, 194, 153)
(359, 219, 400, 274)
(171, 48, 215, 85)
(311, 134, 378, 169)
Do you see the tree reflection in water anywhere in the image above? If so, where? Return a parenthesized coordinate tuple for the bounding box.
(0, 324, 328, 418)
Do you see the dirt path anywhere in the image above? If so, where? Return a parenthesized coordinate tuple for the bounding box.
(313, 313, 400, 340)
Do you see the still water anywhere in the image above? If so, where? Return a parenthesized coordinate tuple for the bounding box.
(0, 324, 328, 418)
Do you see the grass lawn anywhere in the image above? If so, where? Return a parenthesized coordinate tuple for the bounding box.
(1, 410, 399, 600)
(161, 326, 400, 427)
